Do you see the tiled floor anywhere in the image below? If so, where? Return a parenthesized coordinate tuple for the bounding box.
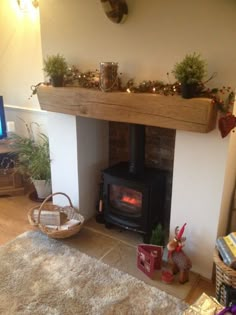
(62, 218, 203, 301)
(0, 194, 215, 304)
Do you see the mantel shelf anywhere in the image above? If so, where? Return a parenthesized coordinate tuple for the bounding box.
(37, 86, 217, 133)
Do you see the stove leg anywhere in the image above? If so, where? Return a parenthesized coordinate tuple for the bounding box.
(105, 221, 113, 229)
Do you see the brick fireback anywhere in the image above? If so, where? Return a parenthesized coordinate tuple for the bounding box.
(109, 121, 176, 171)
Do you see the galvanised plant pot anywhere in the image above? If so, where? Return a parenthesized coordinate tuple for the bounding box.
(50, 75, 64, 87)
(181, 83, 198, 99)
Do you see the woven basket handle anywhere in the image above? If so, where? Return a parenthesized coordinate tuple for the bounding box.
(37, 192, 73, 225)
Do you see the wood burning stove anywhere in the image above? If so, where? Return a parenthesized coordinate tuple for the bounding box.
(102, 124, 167, 242)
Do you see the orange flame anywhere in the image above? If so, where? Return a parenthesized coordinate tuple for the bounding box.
(121, 195, 140, 207)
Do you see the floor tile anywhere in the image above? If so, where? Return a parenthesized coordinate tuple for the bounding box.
(101, 241, 199, 300)
(85, 217, 143, 246)
(61, 226, 119, 260)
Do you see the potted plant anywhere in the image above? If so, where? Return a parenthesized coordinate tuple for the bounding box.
(150, 223, 165, 246)
(172, 52, 207, 99)
(10, 122, 51, 199)
(43, 54, 68, 87)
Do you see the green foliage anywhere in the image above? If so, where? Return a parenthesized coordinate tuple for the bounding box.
(172, 52, 207, 84)
(150, 223, 165, 246)
(43, 54, 68, 77)
(10, 124, 51, 181)
(208, 87, 235, 113)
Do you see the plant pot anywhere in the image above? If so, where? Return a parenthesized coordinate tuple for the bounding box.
(50, 75, 64, 87)
(32, 179, 52, 199)
(181, 83, 197, 99)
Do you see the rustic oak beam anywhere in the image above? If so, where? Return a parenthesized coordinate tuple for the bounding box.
(37, 86, 217, 133)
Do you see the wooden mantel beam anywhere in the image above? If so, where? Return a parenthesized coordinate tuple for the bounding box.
(37, 86, 217, 133)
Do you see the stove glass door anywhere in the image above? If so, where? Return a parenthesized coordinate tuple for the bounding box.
(109, 184, 142, 218)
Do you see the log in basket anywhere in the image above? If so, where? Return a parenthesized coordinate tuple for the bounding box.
(28, 192, 84, 239)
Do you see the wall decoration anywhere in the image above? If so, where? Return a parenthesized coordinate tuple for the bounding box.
(100, 0, 128, 24)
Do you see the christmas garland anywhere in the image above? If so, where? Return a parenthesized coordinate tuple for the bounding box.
(64, 67, 235, 112)
(30, 66, 236, 138)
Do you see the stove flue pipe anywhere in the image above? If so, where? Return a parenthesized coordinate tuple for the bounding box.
(129, 124, 145, 176)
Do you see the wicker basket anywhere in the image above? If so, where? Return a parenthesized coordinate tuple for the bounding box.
(213, 248, 236, 306)
(28, 192, 84, 239)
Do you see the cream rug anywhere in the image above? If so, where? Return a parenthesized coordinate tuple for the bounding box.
(0, 231, 188, 315)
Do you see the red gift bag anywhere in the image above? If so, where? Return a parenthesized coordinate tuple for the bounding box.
(137, 244, 163, 278)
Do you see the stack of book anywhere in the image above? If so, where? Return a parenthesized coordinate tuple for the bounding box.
(216, 232, 236, 269)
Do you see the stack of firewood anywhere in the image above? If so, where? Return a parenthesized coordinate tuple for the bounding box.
(32, 209, 81, 230)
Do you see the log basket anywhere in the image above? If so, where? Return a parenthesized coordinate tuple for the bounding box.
(28, 192, 84, 239)
(213, 248, 236, 306)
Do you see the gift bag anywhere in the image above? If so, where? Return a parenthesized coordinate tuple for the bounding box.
(183, 293, 224, 315)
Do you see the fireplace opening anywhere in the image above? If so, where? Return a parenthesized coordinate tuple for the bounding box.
(101, 123, 169, 242)
(102, 161, 167, 242)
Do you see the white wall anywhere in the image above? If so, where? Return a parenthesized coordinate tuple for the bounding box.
(46, 112, 80, 210)
(5, 106, 48, 137)
(218, 103, 236, 234)
(47, 112, 109, 220)
(170, 130, 229, 278)
(76, 116, 109, 219)
(0, 0, 44, 109)
(39, 0, 236, 87)
(0, 1, 46, 143)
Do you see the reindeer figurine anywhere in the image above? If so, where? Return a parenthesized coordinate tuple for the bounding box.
(167, 223, 192, 284)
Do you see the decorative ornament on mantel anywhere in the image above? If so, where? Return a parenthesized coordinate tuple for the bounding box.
(172, 52, 207, 99)
(218, 113, 236, 138)
(125, 76, 180, 96)
(43, 54, 68, 87)
(202, 86, 236, 138)
(99, 62, 119, 92)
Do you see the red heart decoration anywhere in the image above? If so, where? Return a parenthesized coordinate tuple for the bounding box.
(218, 113, 236, 138)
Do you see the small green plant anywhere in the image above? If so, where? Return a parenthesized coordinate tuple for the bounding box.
(43, 54, 68, 78)
(150, 223, 165, 246)
(206, 86, 235, 113)
(172, 52, 207, 85)
(10, 122, 51, 182)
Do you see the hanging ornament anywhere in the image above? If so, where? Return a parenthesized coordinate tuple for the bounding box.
(218, 113, 236, 138)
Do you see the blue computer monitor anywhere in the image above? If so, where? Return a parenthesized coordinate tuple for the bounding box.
(0, 96, 7, 140)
